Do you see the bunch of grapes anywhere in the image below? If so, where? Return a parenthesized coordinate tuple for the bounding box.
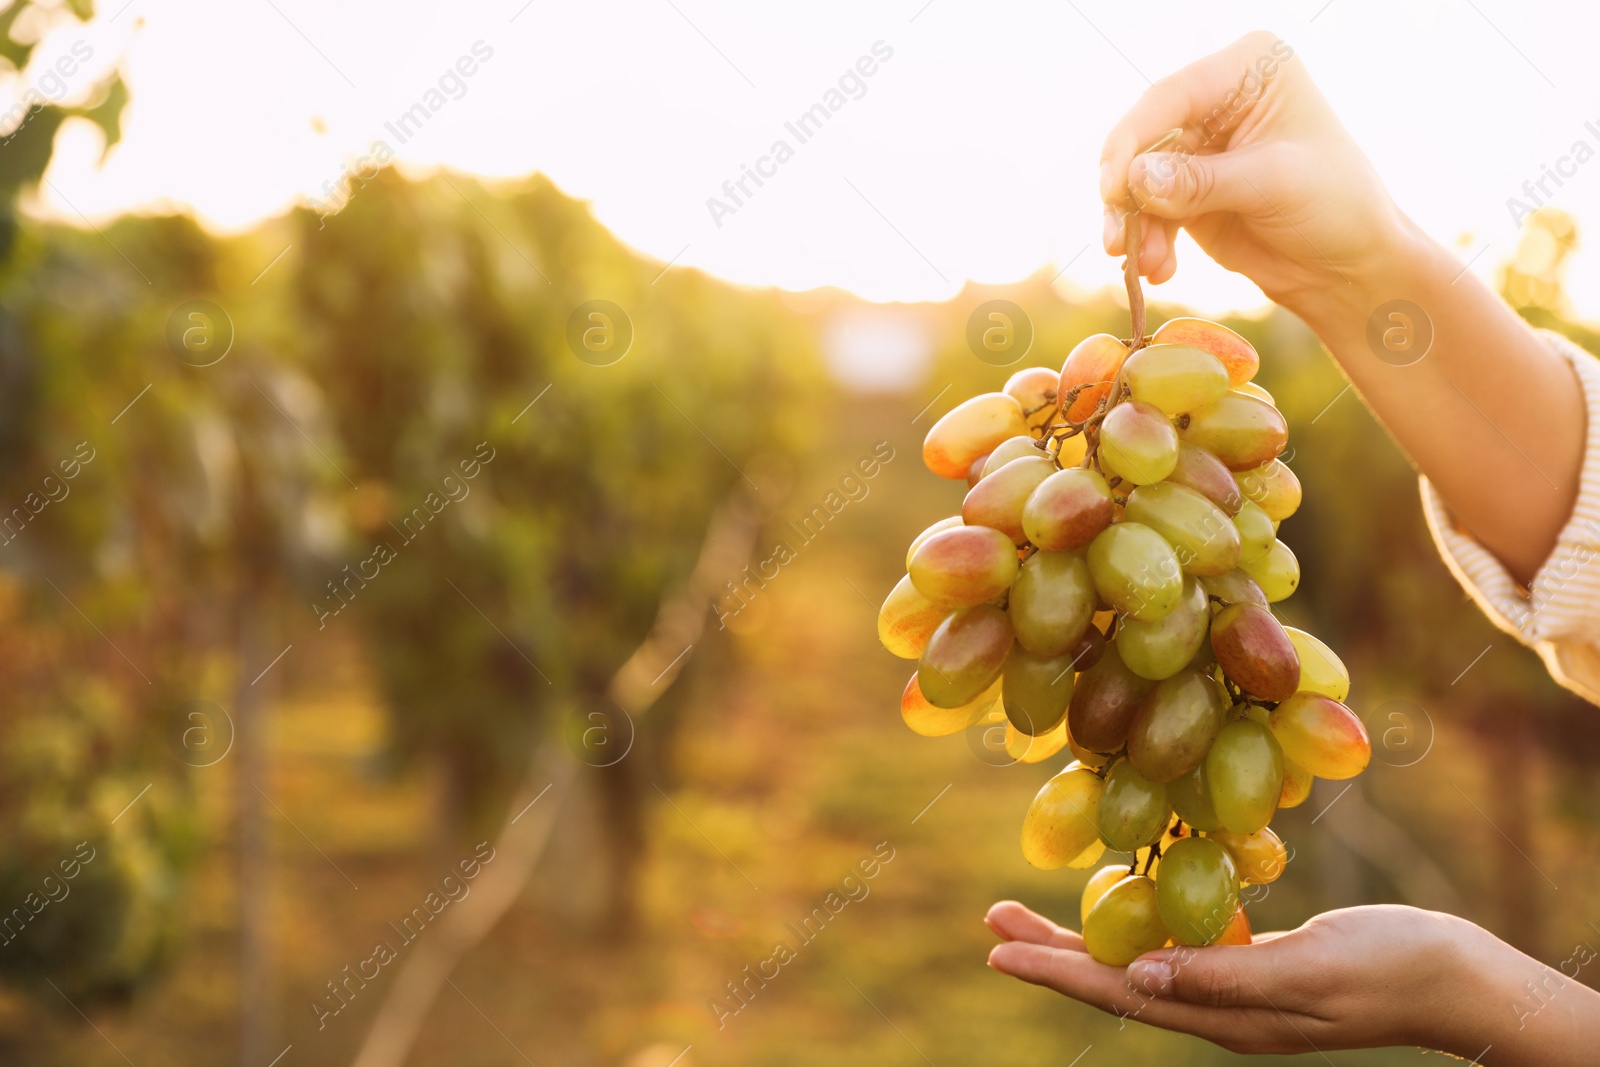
(878, 220, 1372, 965)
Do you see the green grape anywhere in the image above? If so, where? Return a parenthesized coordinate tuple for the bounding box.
(1123, 482, 1241, 576)
(1081, 864, 1130, 923)
(1009, 549, 1095, 656)
(1232, 500, 1274, 564)
(877, 574, 950, 659)
(1086, 522, 1183, 621)
(905, 516, 963, 569)
(1098, 399, 1179, 485)
(1123, 343, 1230, 416)
(1067, 642, 1153, 753)
(1166, 442, 1244, 515)
(1021, 763, 1105, 870)
(1126, 667, 1227, 782)
(1205, 718, 1285, 835)
(1001, 645, 1076, 736)
(1083, 875, 1170, 966)
(917, 605, 1013, 708)
(1240, 538, 1300, 602)
(908, 525, 1019, 608)
(1199, 569, 1268, 608)
(1210, 826, 1288, 886)
(1117, 575, 1209, 681)
(1155, 836, 1240, 947)
(1233, 458, 1301, 522)
(1269, 693, 1371, 780)
(962, 455, 1055, 545)
(1179, 393, 1287, 471)
(1097, 758, 1172, 852)
(900, 673, 999, 737)
(1167, 760, 1224, 832)
(1022, 468, 1114, 551)
(981, 435, 1046, 479)
(1209, 602, 1300, 701)
(1283, 626, 1350, 701)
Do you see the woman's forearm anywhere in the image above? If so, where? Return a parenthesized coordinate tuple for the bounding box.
(1286, 221, 1585, 585)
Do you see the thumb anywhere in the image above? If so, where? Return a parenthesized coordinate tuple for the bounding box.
(1126, 946, 1266, 1008)
(1127, 148, 1266, 221)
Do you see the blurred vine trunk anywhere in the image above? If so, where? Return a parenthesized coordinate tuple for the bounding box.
(234, 571, 274, 1066)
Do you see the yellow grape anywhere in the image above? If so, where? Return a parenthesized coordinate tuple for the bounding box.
(1005, 718, 1068, 763)
(1268, 693, 1371, 780)
(1059, 334, 1131, 421)
(1233, 458, 1301, 522)
(1211, 826, 1288, 886)
(900, 673, 999, 737)
(1003, 366, 1062, 437)
(981, 435, 1047, 479)
(1231, 382, 1275, 405)
(1180, 393, 1287, 471)
(1123, 343, 1230, 416)
(1021, 763, 1105, 870)
(1232, 500, 1275, 564)
(964, 456, 1055, 545)
(1166, 442, 1244, 515)
(1056, 430, 1089, 468)
(1023, 468, 1114, 551)
(1240, 539, 1300, 602)
(1278, 759, 1313, 808)
(1215, 906, 1253, 945)
(1082, 864, 1131, 923)
(877, 575, 949, 659)
(1117, 574, 1209, 681)
(1283, 626, 1350, 701)
(917, 605, 1014, 708)
(1084, 875, 1170, 966)
(1150, 317, 1259, 387)
(923, 392, 1029, 479)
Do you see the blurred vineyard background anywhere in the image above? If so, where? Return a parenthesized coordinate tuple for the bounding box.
(2, 4, 1599, 1066)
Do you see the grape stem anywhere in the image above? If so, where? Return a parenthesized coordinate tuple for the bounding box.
(1142, 841, 1161, 876)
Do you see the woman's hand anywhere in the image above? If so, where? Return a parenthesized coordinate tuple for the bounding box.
(985, 899, 1600, 1065)
(1099, 30, 1404, 318)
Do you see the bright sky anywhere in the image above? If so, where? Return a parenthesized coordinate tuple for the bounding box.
(20, 0, 1600, 316)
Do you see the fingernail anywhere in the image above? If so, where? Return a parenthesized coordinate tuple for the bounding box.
(1102, 207, 1119, 251)
(1139, 153, 1175, 199)
(1127, 959, 1175, 997)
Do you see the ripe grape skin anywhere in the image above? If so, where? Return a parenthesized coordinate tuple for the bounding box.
(1124, 481, 1242, 577)
(1021, 763, 1106, 870)
(1209, 602, 1301, 701)
(1167, 760, 1225, 832)
(1283, 626, 1351, 701)
(877, 575, 949, 659)
(923, 392, 1031, 479)
(1058, 334, 1131, 421)
(917, 604, 1014, 708)
(1097, 758, 1173, 853)
(908, 525, 1020, 608)
(1269, 692, 1371, 779)
(1167, 442, 1244, 515)
(1084, 875, 1170, 966)
(1081, 864, 1130, 923)
(1099, 400, 1180, 485)
(900, 673, 999, 737)
(1150, 317, 1259, 387)
(905, 516, 963, 570)
(1206, 718, 1286, 835)
(1117, 574, 1210, 681)
(1005, 718, 1069, 763)
(1123, 343, 1230, 416)
(1240, 538, 1300, 602)
(963, 455, 1055, 545)
(1232, 500, 1275, 564)
(1179, 393, 1288, 471)
(1001, 645, 1076, 736)
(1067, 642, 1154, 753)
(1199, 568, 1269, 608)
(1003, 366, 1062, 437)
(1127, 667, 1227, 783)
(981, 434, 1047, 479)
(1233, 458, 1302, 522)
(1022, 467, 1114, 551)
(1009, 550, 1096, 656)
(1086, 522, 1183, 621)
(1278, 759, 1314, 808)
(1156, 836, 1241, 947)
(1211, 826, 1289, 886)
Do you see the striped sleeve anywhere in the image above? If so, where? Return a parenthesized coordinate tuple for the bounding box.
(1419, 328, 1600, 707)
